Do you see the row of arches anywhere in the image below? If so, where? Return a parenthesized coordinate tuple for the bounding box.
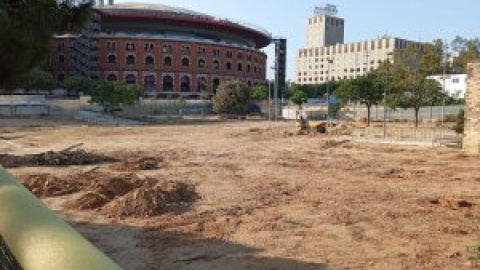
(106, 74, 222, 93)
(107, 55, 260, 73)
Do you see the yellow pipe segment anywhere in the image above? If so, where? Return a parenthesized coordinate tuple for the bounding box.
(0, 168, 123, 270)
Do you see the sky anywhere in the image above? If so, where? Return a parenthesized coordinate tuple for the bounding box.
(114, 0, 480, 80)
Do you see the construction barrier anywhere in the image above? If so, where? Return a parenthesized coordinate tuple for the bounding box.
(0, 168, 123, 270)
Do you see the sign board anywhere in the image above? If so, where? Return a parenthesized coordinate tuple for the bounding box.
(314, 4, 338, 16)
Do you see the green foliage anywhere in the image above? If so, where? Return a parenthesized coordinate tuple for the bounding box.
(452, 109, 465, 134)
(22, 68, 57, 92)
(62, 76, 93, 96)
(451, 36, 480, 73)
(290, 89, 308, 107)
(90, 81, 140, 112)
(387, 43, 446, 127)
(0, 0, 92, 90)
(335, 73, 385, 126)
(212, 80, 251, 115)
(251, 84, 269, 101)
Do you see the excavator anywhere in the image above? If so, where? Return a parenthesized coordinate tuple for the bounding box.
(296, 116, 329, 134)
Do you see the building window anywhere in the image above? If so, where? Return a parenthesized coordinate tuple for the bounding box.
(213, 60, 220, 70)
(213, 49, 221, 58)
(163, 44, 173, 53)
(226, 61, 232, 70)
(237, 63, 243, 72)
(180, 76, 190, 92)
(107, 41, 116, 51)
(126, 55, 135, 65)
(57, 42, 65, 52)
(182, 57, 190, 67)
(144, 43, 154, 51)
(213, 78, 220, 94)
(254, 66, 257, 73)
(107, 74, 117, 81)
(198, 58, 206, 69)
(125, 74, 136, 84)
(181, 45, 190, 55)
(247, 64, 251, 73)
(107, 54, 116, 64)
(163, 56, 172, 67)
(58, 54, 65, 64)
(126, 42, 135, 51)
(163, 75, 174, 91)
(145, 56, 154, 65)
(452, 78, 460, 84)
(226, 51, 233, 58)
(197, 76, 207, 92)
(144, 75, 155, 92)
(197, 46, 206, 56)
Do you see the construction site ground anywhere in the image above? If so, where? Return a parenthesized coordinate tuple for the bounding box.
(1, 118, 479, 270)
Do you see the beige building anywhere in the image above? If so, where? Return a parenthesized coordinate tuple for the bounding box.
(296, 7, 420, 84)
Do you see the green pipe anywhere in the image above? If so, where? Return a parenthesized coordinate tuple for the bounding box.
(0, 168, 123, 270)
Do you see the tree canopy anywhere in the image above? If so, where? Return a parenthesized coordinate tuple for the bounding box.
(212, 80, 251, 115)
(90, 81, 140, 112)
(0, 0, 92, 90)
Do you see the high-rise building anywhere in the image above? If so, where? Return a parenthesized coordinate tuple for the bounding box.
(296, 5, 422, 85)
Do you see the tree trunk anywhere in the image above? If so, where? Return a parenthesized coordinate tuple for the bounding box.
(366, 104, 371, 127)
(415, 107, 420, 129)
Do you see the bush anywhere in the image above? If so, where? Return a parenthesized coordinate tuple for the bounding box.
(452, 109, 464, 134)
(212, 80, 251, 116)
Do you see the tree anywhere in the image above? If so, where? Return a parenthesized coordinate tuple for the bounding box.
(251, 84, 269, 101)
(387, 43, 446, 128)
(212, 80, 251, 115)
(0, 0, 92, 90)
(62, 75, 94, 96)
(452, 39, 480, 74)
(335, 73, 384, 126)
(290, 89, 308, 109)
(90, 81, 140, 113)
(22, 68, 57, 93)
(452, 109, 464, 135)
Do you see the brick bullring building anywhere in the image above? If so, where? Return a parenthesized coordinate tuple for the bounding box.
(45, 2, 272, 98)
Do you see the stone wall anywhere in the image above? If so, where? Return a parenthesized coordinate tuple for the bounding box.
(463, 62, 480, 153)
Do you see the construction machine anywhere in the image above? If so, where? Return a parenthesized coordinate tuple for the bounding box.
(297, 116, 329, 134)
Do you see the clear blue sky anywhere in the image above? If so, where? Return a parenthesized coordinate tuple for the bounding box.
(115, 0, 480, 80)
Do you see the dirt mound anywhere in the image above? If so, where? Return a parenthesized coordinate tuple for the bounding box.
(69, 192, 109, 210)
(428, 196, 476, 210)
(22, 174, 85, 197)
(103, 180, 198, 218)
(91, 173, 144, 199)
(113, 156, 162, 171)
(0, 148, 117, 168)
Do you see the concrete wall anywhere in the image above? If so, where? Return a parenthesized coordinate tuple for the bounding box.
(463, 62, 480, 153)
(0, 95, 49, 116)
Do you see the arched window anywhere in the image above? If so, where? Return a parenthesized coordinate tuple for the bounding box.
(106, 74, 117, 81)
(144, 75, 155, 92)
(125, 74, 136, 84)
(145, 56, 154, 65)
(237, 63, 243, 72)
(247, 64, 251, 73)
(163, 76, 174, 91)
(254, 66, 257, 73)
(180, 76, 190, 92)
(198, 58, 206, 68)
(213, 60, 220, 70)
(226, 61, 232, 70)
(58, 55, 65, 64)
(126, 55, 135, 65)
(182, 57, 190, 67)
(197, 77, 207, 92)
(213, 78, 220, 94)
(108, 54, 116, 64)
(164, 56, 172, 67)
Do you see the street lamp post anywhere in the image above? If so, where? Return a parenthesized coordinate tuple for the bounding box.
(326, 58, 334, 121)
(383, 53, 393, 138)
(268, 80, 272, 121)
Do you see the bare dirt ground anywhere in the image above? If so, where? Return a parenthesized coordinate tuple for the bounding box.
(1, 118, 479, 270)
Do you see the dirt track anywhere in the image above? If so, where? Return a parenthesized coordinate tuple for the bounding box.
(2, 119, 480, 270)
